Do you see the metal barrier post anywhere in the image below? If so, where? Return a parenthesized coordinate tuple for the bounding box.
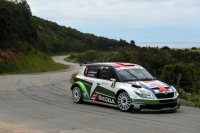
(176, 73, 182, 92)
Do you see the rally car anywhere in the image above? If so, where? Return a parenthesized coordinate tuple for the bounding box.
(71, 62, 180, 112)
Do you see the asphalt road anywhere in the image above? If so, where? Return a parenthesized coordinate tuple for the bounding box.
(0, 56, 200, 133)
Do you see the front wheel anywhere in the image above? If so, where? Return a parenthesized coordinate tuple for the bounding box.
(117, 91, 131, 111)
(72, 86, 83, 103)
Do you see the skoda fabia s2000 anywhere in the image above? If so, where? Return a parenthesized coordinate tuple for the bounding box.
(71, 62, 180, 112)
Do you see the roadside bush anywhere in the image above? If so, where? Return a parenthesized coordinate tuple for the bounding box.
(68, 54, 78, 60)
(190, 95, 200, 107)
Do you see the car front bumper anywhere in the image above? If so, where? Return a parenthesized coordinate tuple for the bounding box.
(131, 98, 180, 112)
(139, 105, 179, 112)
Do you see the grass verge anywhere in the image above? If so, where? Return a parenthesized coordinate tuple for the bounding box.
(0, 51, 69, 75)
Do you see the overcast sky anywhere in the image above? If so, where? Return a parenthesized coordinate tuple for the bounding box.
(27, 0, 200, 48)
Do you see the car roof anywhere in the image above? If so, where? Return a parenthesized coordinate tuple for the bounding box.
(84, 62, 140, 67)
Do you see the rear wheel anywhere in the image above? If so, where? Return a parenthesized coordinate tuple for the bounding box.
(117, 91, 131, 111)
(72, 86, 83, 103)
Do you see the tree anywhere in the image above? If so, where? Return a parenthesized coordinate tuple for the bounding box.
(160, 46, 170, 51)
(191, 47, 197, 50)
(130, 40, 135, 46)
(0, 0, 36, 49)
(119, 39, 128, 46)
(162, 62, 197, 93)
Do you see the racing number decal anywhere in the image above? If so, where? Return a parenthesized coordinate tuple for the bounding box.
(111, 81, 116, 88)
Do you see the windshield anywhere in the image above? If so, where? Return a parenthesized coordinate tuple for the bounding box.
(115, 68, 154, 82)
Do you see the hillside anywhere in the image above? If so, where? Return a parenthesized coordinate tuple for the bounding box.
(0, 0, 137, 53)
(33, 16, 138, 53)
(0, 0, 137, 74)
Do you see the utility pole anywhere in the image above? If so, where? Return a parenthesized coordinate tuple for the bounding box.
(176, 73, 182, 92)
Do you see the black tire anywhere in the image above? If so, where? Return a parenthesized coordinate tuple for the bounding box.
(131, 108, 141, 113)
(117, 91, 131, 112)
(72, 86, 83, 103)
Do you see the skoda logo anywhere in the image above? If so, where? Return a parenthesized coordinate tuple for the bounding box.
(164, 91, 168, 95)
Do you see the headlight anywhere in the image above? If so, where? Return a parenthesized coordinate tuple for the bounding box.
(170, 86, 179, 97)
(174, 91, 179, 97)
(134, 89, 155, 99)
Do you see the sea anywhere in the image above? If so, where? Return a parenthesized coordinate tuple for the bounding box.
(136, 42, 200, 49)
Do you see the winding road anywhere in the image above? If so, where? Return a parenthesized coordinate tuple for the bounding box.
(0, 56, 200, 133)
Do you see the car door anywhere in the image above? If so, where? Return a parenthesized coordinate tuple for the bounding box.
(90, 66, 116, 105)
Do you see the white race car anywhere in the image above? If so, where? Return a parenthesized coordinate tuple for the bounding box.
(71, 62, 180, 112)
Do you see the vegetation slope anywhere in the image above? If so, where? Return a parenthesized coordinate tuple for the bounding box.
(0, 0, 136, 74)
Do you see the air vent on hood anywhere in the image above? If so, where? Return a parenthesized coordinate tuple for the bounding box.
(132, 84, 142, 88)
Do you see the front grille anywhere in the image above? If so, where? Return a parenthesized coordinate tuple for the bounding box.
(159, 99, 174, 103)
(152, 87, 170, 90)
(141, 103, 177, 110)
(155, 92, 174, 99)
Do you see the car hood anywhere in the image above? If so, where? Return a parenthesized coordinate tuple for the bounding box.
(123, 80, 175, 94)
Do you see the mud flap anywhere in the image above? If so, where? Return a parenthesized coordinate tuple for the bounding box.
(131, 105, 141, 113)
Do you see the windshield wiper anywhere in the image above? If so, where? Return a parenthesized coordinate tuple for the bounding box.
(122, 78, 139, 82)
(139, 78, 155, 81)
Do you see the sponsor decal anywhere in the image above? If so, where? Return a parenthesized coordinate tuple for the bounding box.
(102, 82, 109, 85)
(98, 94, 115, 104)
(91, 92, 99, 101)
(91, 92, 115, 104)
(139, 82, 155, 93)
(87, 74, 95, 77)
(139, 81, 172, 93)
(83, 82, 92, 87)
(150, 83, 162, 87)
(134, 102, 144, 104)
(90, 71, 97, 74)
(158, 86, 170, 93)
(128, 81, 137, 85)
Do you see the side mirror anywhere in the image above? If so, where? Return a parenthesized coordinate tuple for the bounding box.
(110, 78, 116, 82)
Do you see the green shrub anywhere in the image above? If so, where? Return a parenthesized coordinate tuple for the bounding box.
(68, 54, 78, 60)
(190, 96, 200, 107)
